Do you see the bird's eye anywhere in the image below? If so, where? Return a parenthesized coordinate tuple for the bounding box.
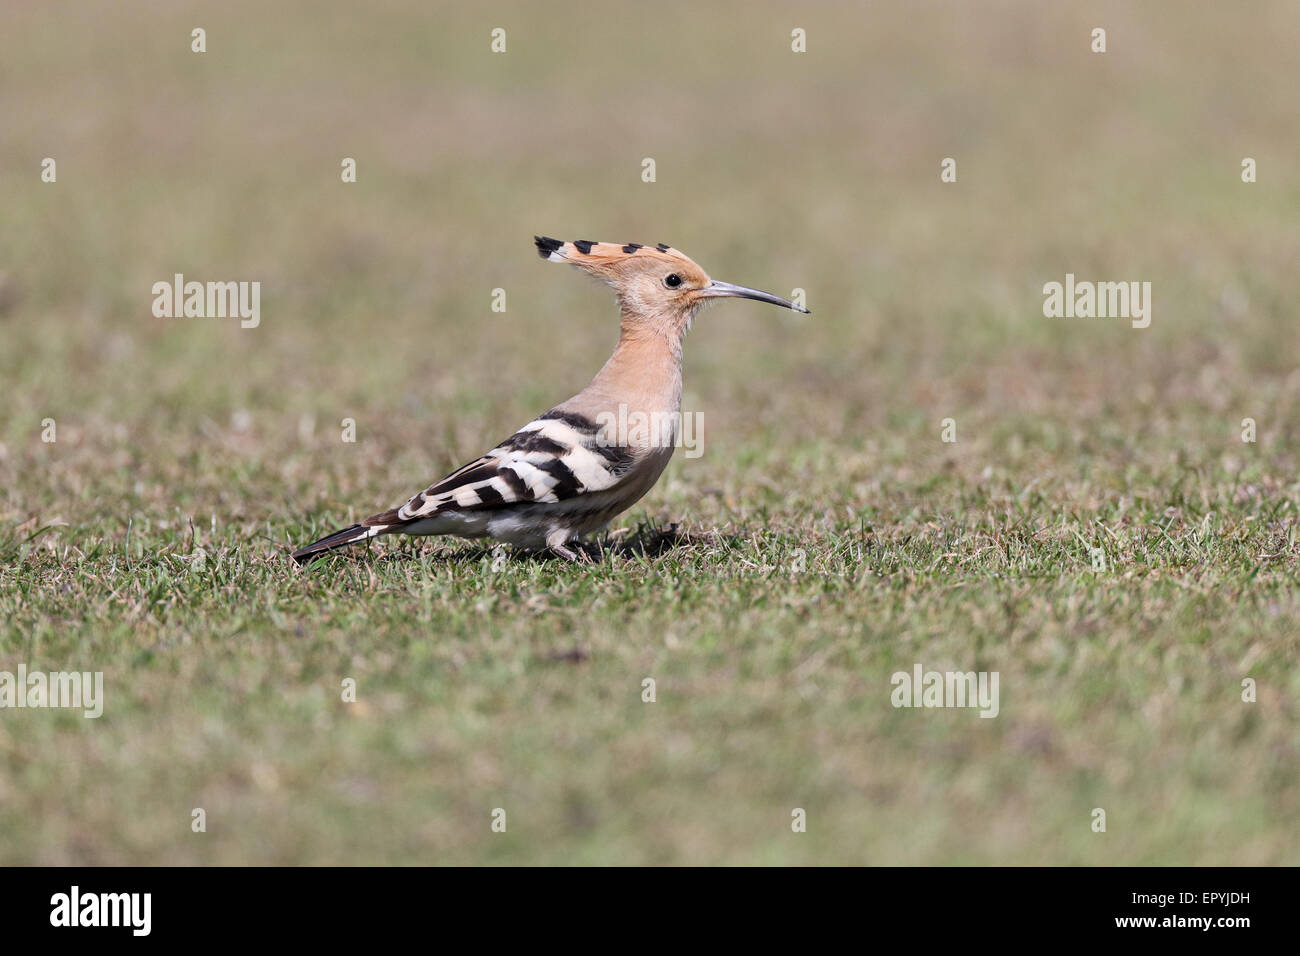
(664, 273, 683, 288)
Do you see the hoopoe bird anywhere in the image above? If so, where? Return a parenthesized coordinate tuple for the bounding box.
(291, 237, 808, 564)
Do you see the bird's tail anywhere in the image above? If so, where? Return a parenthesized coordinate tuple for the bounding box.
(291, 523, 389, 564)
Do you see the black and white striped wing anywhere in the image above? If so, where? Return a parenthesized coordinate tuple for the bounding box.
(394, 410, 634, 520)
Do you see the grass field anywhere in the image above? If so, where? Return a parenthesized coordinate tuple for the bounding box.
(2, 1, 1298, 864)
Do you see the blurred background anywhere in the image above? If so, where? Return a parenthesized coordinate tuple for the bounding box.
(5, 0, 1297, 460)
(1, 1, 1297, 864)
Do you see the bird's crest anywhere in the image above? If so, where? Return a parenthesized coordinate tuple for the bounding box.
(534, 236, 699, 277)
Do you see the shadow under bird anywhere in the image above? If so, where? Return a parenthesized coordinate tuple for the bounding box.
(292, 236, 809, 564)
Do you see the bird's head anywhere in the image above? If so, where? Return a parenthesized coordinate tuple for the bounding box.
(534, 236, 807, 336)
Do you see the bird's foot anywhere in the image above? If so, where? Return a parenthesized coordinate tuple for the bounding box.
(550, 542, 587, 563)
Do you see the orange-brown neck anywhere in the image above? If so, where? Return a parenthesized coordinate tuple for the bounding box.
(561, 307, 693, 420)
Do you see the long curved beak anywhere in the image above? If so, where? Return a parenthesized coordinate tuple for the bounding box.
(699, 279, 810, 314)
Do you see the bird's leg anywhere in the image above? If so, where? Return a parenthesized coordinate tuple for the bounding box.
(546, 529, 590, 563)
(550, 542, 582, 562)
